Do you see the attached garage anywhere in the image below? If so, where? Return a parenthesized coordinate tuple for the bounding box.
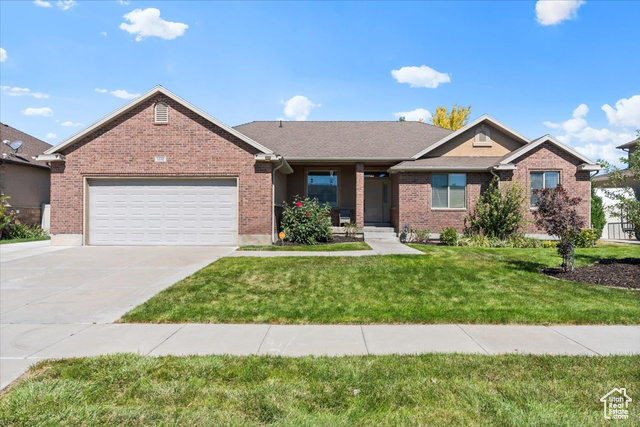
(87, 179, 238, 246)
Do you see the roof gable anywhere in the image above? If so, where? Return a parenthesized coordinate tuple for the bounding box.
(411, 115, 530, 159)
(45, 85, 272, 155)
(499, 134, 598, 166)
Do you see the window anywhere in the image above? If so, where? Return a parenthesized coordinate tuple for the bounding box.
(474, 125, 491, 146)
(154, 102, 169, 123)
(432, 173, 466, 209)
(307, 170, 338, 207)
(530, 171, 559, 205)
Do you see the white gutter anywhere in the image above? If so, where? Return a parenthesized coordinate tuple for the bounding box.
(578, 163, 602, 171)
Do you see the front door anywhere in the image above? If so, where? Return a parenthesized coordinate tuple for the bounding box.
(364, 178, 390, 223)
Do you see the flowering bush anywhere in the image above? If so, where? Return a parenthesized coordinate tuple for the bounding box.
(280, 196, 332, 244)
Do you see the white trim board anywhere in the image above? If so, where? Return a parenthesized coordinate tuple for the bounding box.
(45, 85, 273, 156)
(499, 134, 598, 166)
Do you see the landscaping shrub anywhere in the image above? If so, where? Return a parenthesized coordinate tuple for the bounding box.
(465, 178, 526, 240)
(576, 228, 597, 248)
(542, 240, 558, 248)
(533, 185, 585, 272)
(411, 227, 432, 243)
(280, 196, 332, 245)
(458, 234, 542, 248)
(5, 223, 49, 240)
(590, 185, 606, 240)
(440, 227, 459, 246)
(0, 195, 16, 239)
(342, 222, 360, 237)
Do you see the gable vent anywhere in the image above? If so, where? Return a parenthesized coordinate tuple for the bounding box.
(154, 102, 169, 123)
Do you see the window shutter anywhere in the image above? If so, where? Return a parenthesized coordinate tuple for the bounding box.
(155, 102, 169, 123)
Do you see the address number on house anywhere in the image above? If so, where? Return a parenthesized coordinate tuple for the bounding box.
(154, 156, 167, 163)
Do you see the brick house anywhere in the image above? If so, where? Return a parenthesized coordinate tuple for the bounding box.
(39, 86, 600, 246)
(1, 123, 51, 226)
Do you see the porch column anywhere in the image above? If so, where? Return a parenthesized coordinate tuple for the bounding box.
(355, 162, 364, 227)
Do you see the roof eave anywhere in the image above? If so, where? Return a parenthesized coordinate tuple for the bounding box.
(45, 86, 273, 156)
(500, 135, 598, 166)
(389, 166, 493, 173)
(286, 157, 412, 163)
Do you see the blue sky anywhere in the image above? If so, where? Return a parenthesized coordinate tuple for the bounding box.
(1, 0, 639, 164)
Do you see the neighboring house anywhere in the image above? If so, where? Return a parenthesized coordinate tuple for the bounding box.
(0, 123, 52, 226)
(593, 139, 639, 239)
(39, 86, 600, 246)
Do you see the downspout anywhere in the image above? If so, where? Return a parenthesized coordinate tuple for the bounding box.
(490, 167, 500, 187)
(272, 159, 286, 244)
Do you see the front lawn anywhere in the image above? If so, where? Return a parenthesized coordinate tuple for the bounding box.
(121, 244, 640, 324)
(1, 354, 637, 425)
(0, 236, 50, 245)
(239, 241, 371, 251)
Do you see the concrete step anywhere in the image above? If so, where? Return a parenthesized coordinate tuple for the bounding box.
(362, 226, 395, 233)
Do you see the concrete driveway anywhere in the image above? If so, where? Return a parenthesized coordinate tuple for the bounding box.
(1, 243, 235, 324)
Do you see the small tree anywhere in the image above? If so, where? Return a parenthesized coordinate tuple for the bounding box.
(429, 105, 471, 130)
(465, 178, 526, 240)
(533, 185, 585, 272)
(0, 195, 16, 239)
(590, 184, 606, 240)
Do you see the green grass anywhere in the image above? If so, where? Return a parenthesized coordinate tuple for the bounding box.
(0, 236, 50, 245)
(121, 244, 640, 325)
(1, 354, 638, 426)
(239, 242, 371, 251)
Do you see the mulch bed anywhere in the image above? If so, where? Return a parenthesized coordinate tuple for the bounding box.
(279, 234, 364, 246)
(543, 258, 640, 289)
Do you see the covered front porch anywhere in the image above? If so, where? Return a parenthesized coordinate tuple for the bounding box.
(274, 162, 396, 229)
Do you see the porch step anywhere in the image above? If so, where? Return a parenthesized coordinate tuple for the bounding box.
(362, 226, 395, 233)
(364, 231, 398, 241)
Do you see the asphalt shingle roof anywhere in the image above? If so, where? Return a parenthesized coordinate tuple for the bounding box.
(233, 121, 453, 159)
(0, 123, 52, 169)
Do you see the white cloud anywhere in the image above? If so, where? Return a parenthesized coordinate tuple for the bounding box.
(118, 0, 131, 4)
(95, 87, 140, 99)
(1, 86, 50, 99)
(119, 8, 189, 41)
(22, 107, 54, 117)
(536, 0, 585, 26)
(110, 89, 140, 99)
(46, 132, 57, 139)
(33, 0, 52, 7)
(101, 31, 108, 37)
(56, 0, 76, 10)
(391, 65, 451, 89)
(0, 48, 7, 62)
(392, 108, 431, 122)
(61, 120, 83, 127)
(543, 102, 635, 166)
(601, 95, 640, 128)
(283, 95, 320, 121)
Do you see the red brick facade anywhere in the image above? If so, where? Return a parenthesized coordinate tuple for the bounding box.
(392, 143, 592, 234)
(50, 94, 273, 243)
(355, 162, 364, 227)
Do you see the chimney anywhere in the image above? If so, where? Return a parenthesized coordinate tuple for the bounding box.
(279, 120, 283, 128)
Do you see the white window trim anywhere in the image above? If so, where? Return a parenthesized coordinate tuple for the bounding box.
(530, 170, 560, 208)
(432, 173, 467, 210)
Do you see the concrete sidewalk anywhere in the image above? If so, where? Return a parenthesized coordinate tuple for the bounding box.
(230, 240, 423, 257)
(3, 323, 639, 389)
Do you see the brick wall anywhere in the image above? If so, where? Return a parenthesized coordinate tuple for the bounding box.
(50, 95, 273, 241)
(505, 141, 591, 233)
(355, 163, 364, 227)
(395, 172, 492, 232)
(394, 142, 591, 234)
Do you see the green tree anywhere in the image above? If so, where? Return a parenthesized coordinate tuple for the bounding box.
(429, 105, 471, 130)
(590, 183, 606, 240)
(464, 177, 526, 240)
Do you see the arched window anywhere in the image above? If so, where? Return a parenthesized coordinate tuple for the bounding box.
(154, 102, 169, 123)
(474, 125, 491, 146)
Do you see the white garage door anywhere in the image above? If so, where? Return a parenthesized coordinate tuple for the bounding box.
(88, 179, 237, 246)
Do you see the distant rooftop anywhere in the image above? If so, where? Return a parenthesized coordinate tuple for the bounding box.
(0, 123, 52, 169)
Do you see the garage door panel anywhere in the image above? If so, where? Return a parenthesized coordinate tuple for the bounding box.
(89, 179, 238, 246)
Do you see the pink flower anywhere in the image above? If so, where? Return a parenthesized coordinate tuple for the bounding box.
(306, 212, 310, 216)
(296, 201, 302, 208)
